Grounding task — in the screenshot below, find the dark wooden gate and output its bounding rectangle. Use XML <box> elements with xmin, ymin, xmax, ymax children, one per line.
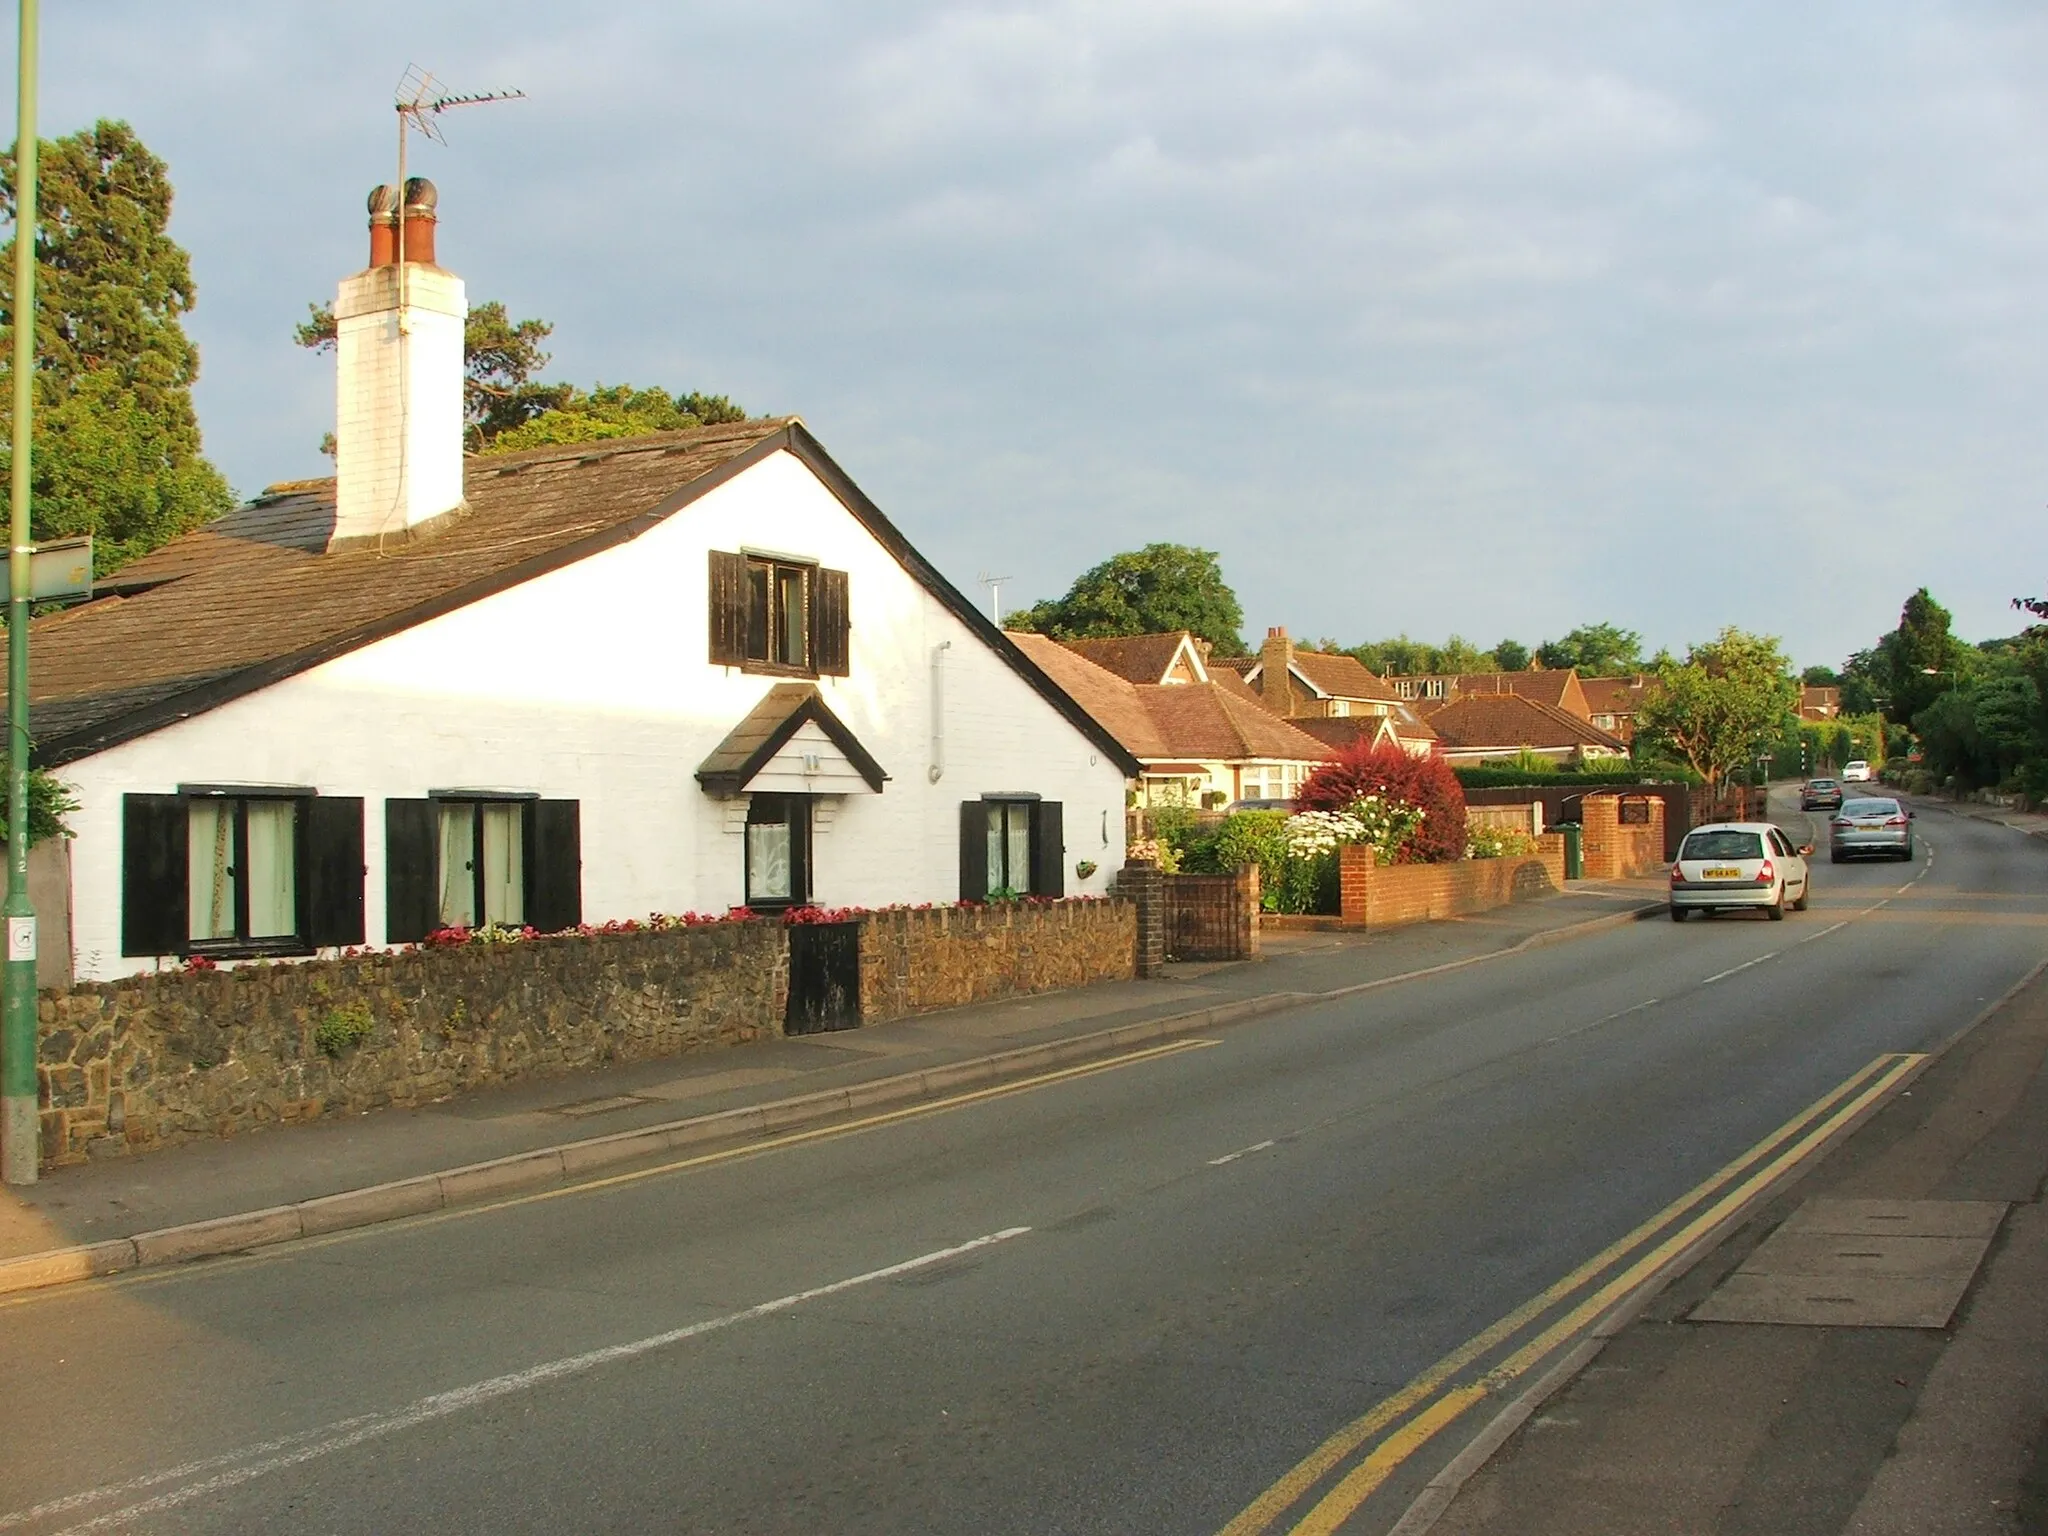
<box><xmin>785</xmin><ymin>921</ymin><xmax>862</xmax><ymax>1034</ymax></box>
<box><xmin>1163</xmin><ymin>873</ymin><xmax>1247</xmax><ymax>961</ymax></box>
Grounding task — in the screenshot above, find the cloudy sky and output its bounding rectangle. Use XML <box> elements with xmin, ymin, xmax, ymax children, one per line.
<box><xmin>14</xmin><ymin>2</ymin><xmax>2047</xmax><ymax>668</ymax></box>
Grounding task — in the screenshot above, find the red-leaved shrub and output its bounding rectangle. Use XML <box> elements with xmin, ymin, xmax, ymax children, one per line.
<box><xmin>1297</xmin><ymin>743</ymin><xmax>1467</xmax><ymax>863</ymax></box>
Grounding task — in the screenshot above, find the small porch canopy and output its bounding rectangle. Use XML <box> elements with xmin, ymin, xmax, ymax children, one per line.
<box><xmin>695</xmin><ymin>683</ymin><xmax>888</xmax><ymax>797</ymax></box>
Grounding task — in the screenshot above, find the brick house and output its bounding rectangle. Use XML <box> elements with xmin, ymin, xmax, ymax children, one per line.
<box><xmin>1223</xmin><ymin>628</ymin><xmax>1437</xmax><ymax>756</ymax></box>
<box><xmin>1009</xmin><ymin>634</ymin><xmax>1335</xmax><ymax>808</ymax></box>
<box><xmin>1579</xmin><ymin>675</ymin><xmax>1655</xmax><ymax>743</ymax></box>
<box><xmin>11</xmin><ymin>180</ymin><xmax>1139</xmax><ymax>982</ymax></box>
<box><xmin>1392</xmin><ymin>668</ymin><xmax>1594</xmax><ymax>722</ymax></box>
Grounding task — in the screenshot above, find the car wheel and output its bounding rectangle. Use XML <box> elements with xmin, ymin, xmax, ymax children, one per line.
<box><xmin>1670</xmin><ymin>906</ymin><xmax>1687</xmax><ymax>923</ymax></box>
<box><xmin>1830</xmin><ymin>852</ymin><xmax>1844</xmax><ymax>864</ymax></box>
<box><xmin>1792</xmin><ymin>883</ymin><xmax>1809</xmax><ymax>912</ymax></box>
<box><xmin>1767</xmin><ymin>888</ymin><xmax>1786</xmax><ymax>920</ymax></box>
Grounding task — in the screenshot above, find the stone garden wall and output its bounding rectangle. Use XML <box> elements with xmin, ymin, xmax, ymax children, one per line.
<box><xmin>859</xmin><ymin>899</ymin><xmax>1134</xmax><ymax>1020</ymax></box>
<box><xmin>36</xmin><ymin>899</ymin><xmax>1135</xmax><ymax>1170</ymax></box>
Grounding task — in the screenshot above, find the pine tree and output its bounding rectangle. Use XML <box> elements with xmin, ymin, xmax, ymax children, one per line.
<box><xmin>0</xmin><ymin>120</ymin><xmax>235</xmax><ymax>570</ymax></box>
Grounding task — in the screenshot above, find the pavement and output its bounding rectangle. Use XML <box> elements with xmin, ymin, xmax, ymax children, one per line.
<box><xmin>1407</xmin><ymin>793</ymin><xmax>2048</xmax><ymax>1536</ymax></box>
<box><xmin>0</xmin><ymin>873</ymin><xmax>1666</xmax><ymax>1285</ymax></box>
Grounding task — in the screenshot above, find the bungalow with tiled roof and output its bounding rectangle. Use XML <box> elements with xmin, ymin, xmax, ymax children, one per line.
<box><xmin>15</xmin><ymin>182</ymin><xmax>1138</xmax><ymax>981</ymax></box>
<box><xmin>1009</xmin><ymin>635</ymin><xmax>1335</xmax><ymax>808</ymax></box>
<box><xmin>1424</xmin><ymin>694</ymin><xmax>1630</xmax><ymax>767</ymax></box>
<box><xmin>1230</xmin><ymin>628</ymin><xmax>1435</xmax><ymax>757</ymax></box>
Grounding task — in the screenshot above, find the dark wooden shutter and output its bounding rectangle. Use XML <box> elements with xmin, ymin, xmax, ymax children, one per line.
<box><xmin>384</xmin><ymin>798</ymin><xmax>439</xmax><ymax>943</ymax></box>
<box><xmin>1030</xmin><ymin>801</ymin><xmax>1065</xmax><ymax>898</ymax></box>
<box><xmin>307</xmin><ymin>797</ymin><xmax>366</xmax><ymax>947</ymax></box>
<box><xmin>530</xmin><ymin>799</ymin><xmax>583</xmax><ymax>933</ymax></box>
<box><xmin>959</xmin><ymin>801</ymin><xmax>989</xmax><ymax>903</ymax></box>
<box><xmin>812</xmin><ymin>567</ymin><xmax>850</xmax><ymax>676</ymax></box>
<box><xmin>708</xmin><ymin>550</ymin><xmax>749</xmax><ymax>666</ymax></box>
<box><xmin>121</xmin><ymin>793</ymin><xmax>187</xmax><ymax>956</ymax></box>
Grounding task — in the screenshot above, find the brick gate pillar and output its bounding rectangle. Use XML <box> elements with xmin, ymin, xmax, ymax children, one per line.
<box><xmin>1119</xmin><ymin>861</ymin><xmax>1166</xmax><ymax>977</ymax></box>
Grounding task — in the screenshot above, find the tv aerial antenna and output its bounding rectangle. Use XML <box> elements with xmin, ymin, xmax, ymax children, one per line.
<box><xmin>979</xmin><ymin>572</ymin><xmax>1012</xmax><ymax>625</ymax></box>
<box><xmin>391</xmin><ymin>66</ymin><xmax>526</xmax><ymax>284</ymax></box>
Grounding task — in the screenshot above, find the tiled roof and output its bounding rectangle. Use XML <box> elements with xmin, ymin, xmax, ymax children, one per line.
<box><xmin>1287</xmin><ymin>650</ymin><xmax>1403</xmax><ymax>703</ymax></box>
<box><xmin>1139</xmin><ymin>683</ymin><xmax>1336</xmax><ymax>763</ymax></box>
<box><xmin>1579</xmin><ymin>675</ymin><xmax>1651</xmax><ymax>716</ymax></box>
<box><xmin>1425</xmin><ymin>693</ymin><xmax>1628</xmax><ymax>753</ymax></box>
<box><xmin>1060</xmin><ymin>633</ymin><xmax>1200</xmax><ymax>685</ymax></box>
<box><xmin>1010</xmin><ymin>633</ymin><xmax>1332</xmax><ymax>766</ymax></box>
<box><xmin>1208</xmin><ymin>654</ymin><xmax>1255</xmax><ymax>674</ymax></box>
<box><xmin>1008</xmin><ymin>633</ymin><xmax>1171</xmax><ymax>758</ymax></box>
<box><xmin>16</xmin><ymin>419</ymin><xmax>1144</xmax><ymax>777</ymax></box>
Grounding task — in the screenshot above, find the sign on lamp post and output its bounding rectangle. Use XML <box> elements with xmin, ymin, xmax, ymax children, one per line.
<box><xmin>2</xmin><ymin>0</ymin><xmax>39</xmax><ymax>1185</ymax></box>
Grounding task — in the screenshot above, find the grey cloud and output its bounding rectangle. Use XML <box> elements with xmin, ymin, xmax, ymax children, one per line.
<box><xmin>11</xmin><ymin>0</ymin><xmax>2047</xmax><ymax>662</ymax></box>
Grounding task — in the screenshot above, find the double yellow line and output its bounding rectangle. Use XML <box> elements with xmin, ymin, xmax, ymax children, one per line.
<box><xmin>1220</xmin><ymin>1050</ymin><xmax>1927</xmax><ymax>1536</ymax></box>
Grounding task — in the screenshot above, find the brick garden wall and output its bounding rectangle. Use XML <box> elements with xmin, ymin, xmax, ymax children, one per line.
<box><xmin>858</xmin><ymin>899</ymin><xmax>1134</xmax><ymax>1020</ymax></box>
<box><xmin>1338</xmin><ymin>847</ymin><xmax>1562</xmax><ymax>930</ymax></box>
<box><xmin>37</xmin><ymin>899</ymin><xmax>1134</xmax><ymax>1170</ymax></box>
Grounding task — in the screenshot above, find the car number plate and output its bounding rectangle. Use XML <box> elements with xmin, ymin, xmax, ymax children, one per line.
<box><xmin>1856</xmin><ymin>821</ymin><xmax>1882</xmax><ymax>830</ymax></box>
<box><xmin>1703</xmin><ymin>866</ymin><xmax>1740</xmax><ymax>879</ymax></box>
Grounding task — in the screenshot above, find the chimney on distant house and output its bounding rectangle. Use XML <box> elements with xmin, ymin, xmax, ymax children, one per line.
<box><xmin>328</xmin><ymin>178</ymin><xmax>467</xmax><ymax>549</ymax></box>
<box><xmin>1259</xmin><ymin>627</ymin><xmax>1298</xmax><ymax>717</ymax></box>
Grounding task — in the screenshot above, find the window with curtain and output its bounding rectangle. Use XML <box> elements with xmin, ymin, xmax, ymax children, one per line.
<box><xmin>185</xmin><ymin>796</ymin><xmax>301</xmax><ymax>948</ymax></box>
<box><xmin>436</xmin><ymin>800</ymin><xmax>528</xmax><ymax>929</ymax></box>
<box><xmin>745</xmin><ymin>795</ymin><xmax>809</xmax><ymax>909</ymax></box>
<box><xmin>986</xmin><ymin>801</ymin><xmax>1033</xmax><ymax>895</ymax></box>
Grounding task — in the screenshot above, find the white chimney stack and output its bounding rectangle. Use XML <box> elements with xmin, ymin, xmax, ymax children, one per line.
<box><xmin>329</xmin><ymin>178</ymin><xmax>466</xmax><ymax>549</ymax></box>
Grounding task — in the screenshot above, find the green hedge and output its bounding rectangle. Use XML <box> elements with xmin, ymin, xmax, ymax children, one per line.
<box><xmin>1452</xmin><ymin>767</ymin><xmax>1684</xmax><ymax>790</ymax></box>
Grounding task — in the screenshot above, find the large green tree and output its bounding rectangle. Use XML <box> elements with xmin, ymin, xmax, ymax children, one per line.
<box><xmin>1338</xmin><ymin>634</ymin><xmax>1491</xmax><ymax>676</ymax></box>
<box><xmin>1875</xmin><ymin>588</ymin><xmax>1971</xmax><ymax>725</ymax></box>
<box><xmin>1634</xmin><ymin>629</ymin><xmax>1797</xmax><ymax>789</ymax></box>
<box><xmin>294</xmin><ymin>299</ymin><xmax>745</xmax><ymax>454</ymax></box>
<box><xmin>1007</xmin><ymin>543</ymin><xmax>1247</xmax><ymax>656</ymax></box>
<box><xmin>0</xmin><ymin>120</ymin><xmax>235</xmax><ymax>569</ymax></box>
<box><xmin>1491</xmin><ymin>639</ymin><xmax>1531</xmax><ymax>672</ymax></box>
<box><xmin>1535</xmin><ymin>622</ymin><xmax>1643</xmax><ymax>675</ymax></box>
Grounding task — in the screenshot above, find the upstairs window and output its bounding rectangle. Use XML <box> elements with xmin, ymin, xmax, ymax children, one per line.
<box><xmin>709</xmin><ymin>550</ymin><xmax>849</xmax><ymax>677</ymax></box>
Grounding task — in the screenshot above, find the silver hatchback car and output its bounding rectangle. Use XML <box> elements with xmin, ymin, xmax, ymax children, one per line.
<box><xmin>1829</xmin><ymin>797</ymin><xmax>1914</xmax><ymax>862</ymax></box>
<box><xmin>1669</xmin><ymin>822</ymin><xmax>1811</xmax><ymax>921</ymax></box>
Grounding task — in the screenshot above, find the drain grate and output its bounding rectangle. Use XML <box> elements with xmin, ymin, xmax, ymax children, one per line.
<box><xmin>549</xmin><ymin>1094</ymin><xmax>655</xmax><ymax>1119</ymax></box>
<box><xmin>1691</xmin><ymin>1198</ymin><xmax>2006</xmax><ymax>1328</ymax></box>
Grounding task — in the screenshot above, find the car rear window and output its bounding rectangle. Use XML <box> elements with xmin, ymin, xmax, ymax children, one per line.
<box><xmin>1681</xmin><ymin>830</ymin><xmax>1765</xmax><ymax>861</ymax></box>
<box><xmin>1808</xmin><ymin>780</ymin><xmax>1838</xmax><ymax>789</ymax></box>
<box><xmin>1841</xmin><ymin>799</ymin><xmax>1899</xmax><ymax>817</ymax></box>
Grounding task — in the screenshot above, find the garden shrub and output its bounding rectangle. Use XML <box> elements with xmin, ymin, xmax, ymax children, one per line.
<box><xmin>1299</xmin><ymin>743</ymin><xmax>1467</xmax><ymax>862</ymax></box>
<box><xmin>1467</xmin><ymin>825</ymin><xmax>1536</xmax><ymax>859</ymax></box>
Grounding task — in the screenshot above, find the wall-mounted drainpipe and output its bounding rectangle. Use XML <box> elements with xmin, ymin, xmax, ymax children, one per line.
<box><xmin>928</xmin><ymin>641</ymin><xmax>951</xmax><ymax>783</ymax></box>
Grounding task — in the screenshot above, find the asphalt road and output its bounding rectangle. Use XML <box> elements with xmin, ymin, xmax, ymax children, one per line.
<box><xmin>2</xmin><ymin>799</ymin><xmax>2043</xmax><ymax>1536</ymax></box>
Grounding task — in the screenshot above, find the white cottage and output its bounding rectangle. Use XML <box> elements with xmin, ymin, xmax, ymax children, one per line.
<box><xmin>21</xmin><ymin>180</ymin><xmax>1136</xmax><ymax>981</ymax></box>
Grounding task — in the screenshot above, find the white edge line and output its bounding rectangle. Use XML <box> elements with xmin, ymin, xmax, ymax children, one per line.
<box><xmin>28</xmin><ymin>1227</ymin><xmax>1032</xmax><ymax>1535</ymax></box>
